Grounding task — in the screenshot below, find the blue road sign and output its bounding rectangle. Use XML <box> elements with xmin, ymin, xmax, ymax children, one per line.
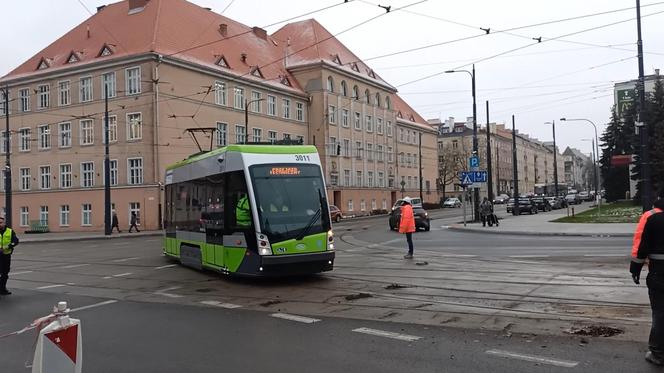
<box><xmin>460</xmin><ymin>173</ymin><xmax>473</xmax><ymax>186</ymax></box>
<box><xmin>469</xmin><ymin>156</ymin><xmax>479</xmax><ymax>168</ymax></box>
<box><xmin>473</xmin><ymin>171</ymin><xmax>488</xmax><ymax>183</ymax></box>
<box><xmin>459</xmin><ymin>170</ymin><xmax>488</xmax><ymax>185</ymax></box>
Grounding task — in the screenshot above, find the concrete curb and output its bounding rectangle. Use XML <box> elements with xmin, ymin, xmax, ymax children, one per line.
<box><xmin>21</xmin><ymin>231</ymin><xmax>163</xmax><ymax>243</ymax></box>
<box><xmin>447</xmin><ymin>225</ymin><xmax>632</xmax><ymax>238</ymax></box>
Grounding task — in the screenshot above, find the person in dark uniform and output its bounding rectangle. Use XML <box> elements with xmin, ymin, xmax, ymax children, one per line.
<box><xmin>111</xmin><ymin>212</ymin><xmax>121</xmax><ymax>233</ymax></box>
<box><xmin>631</xmin><ymin>187</ymin><xmax>664</xmax><ymax>365</ymax></box>
<box><xmin>0</xmin><ymin>216</ymin><xmax>20</xmax><ymax>295</ymax></box>
<box><xmin>129</xmin><ymin>212</ymin><xmax>140</xmax><ymax>233</ymax></box>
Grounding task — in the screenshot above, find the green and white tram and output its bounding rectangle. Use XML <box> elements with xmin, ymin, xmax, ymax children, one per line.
<box><xmin>163</xmin><ymin>144</ymin><xmax>335</xmax><ymax>276</ymax></box>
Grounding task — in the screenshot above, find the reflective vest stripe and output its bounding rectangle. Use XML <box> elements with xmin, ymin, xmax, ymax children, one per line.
<box><xmin>1</xmin><ymin>228</ymin><xmax>13</xmax><ymax>255</ymax></box>
<box><xmin>236</xmin><ymin>197</ymin><xmax>251</xmax><ymax>226</ymax></box>
<box><xmin>631</xmin><ymin>208</ymin><xmax>663</xmax><ymax>259</ymax></box>
<box><xmin>649</xmin><ymin>254</ymin><xmax>664</xmax><ymax>260</ymax></box>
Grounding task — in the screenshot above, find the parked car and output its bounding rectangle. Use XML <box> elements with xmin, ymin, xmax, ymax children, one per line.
<box><xmin>506</xmin><ymin>198</ymin><xmax>538</xmax><ymax>215</ymax></box>
<box><xmin>557</xmin><ymin>196</ymin><xmax>568</xmax><ymax>208</ymax></box>
<box><xmin>392</xmin><ymin>197</ymin><xmax>423</xmax><ymax>210</ymax></box>
<box><xmin>389</xmin><ymin>205</ymin><xmax>430</xmax><ymax>231</ymax></box>
<box><xmin>532</xmin><ymin>197</ymin><xmax>552</xmax><ymax>212</ymax></box>
<box><xmin>565</xmin><ymin>193</ymin><xmax>581</xmax><ymax>205</ymax></box>
<box><xmin>578</xmin><ymin>191</ymin><xmax>590</xmax><ymax>201</ymax></box>
<box><xmin>545</xmin><ymin>196</ymin><xmax>563</xmax><ymax>209</ymax></box>
<box><xmin>442</xmin><ymin>197</ymin><xmax>462</xmax><ymax>208</ymax></box>
<box><xmin>493</xmin><ymin>194</ymin><xmax>510</xmax><ymax>204</ymax></box>
<box><xmin>329</xmin><ymin>205</ymin><xmax>343</xmax><ymax>223</ymax></box>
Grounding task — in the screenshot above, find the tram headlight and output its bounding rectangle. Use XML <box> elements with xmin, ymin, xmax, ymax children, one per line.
<box><xmin>257</xmin><ymin>233</ymin><xmax>272</xmax><ymax>256</ymax></box>
<box><xmin>259</xmin><ymin>247</ymin><xmax>272</xmax><ymax>255</ymax></box>
<box><xmin>327</xmin><ymin>230</ymin><xmax>335</xmax><ymax>251</ymax></box>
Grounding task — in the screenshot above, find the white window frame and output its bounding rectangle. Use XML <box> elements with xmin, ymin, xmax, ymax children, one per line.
<box><xmin>19</xmin><ymin>88</ymin><xmax>30</xmax><ymax>112</ymax></box>
<box><xmin>377</xmin><ymin>144</ymin><xmax>384</xmax><ymax>162</ymax></box>
<box><xmin>102</xmin><ymin>72</ymin><xmax>116</xmax><ymax>99</ymax></box>
<box><xmin>58</xmin><ymin>80</ymin><xmax>71</xmax><ymax>106</ymax></box>
<box><xmin>366</xmin><ymin>115</ymin><xmax>373</xmax><ymax>132</ymax></box>
<box><xmin>267</xmin><ymin>95</ymin><xmax>276</xmax><ymax>116</ymax></box>
<box><xmin>216</xmin><ymin>122</ymin><xmax>228</xmax><ymax>147</ymax></box>
<box><xmin>125</xmin><ymin>66</ymin><xmax>141</xmax><ymax>95</ymax></box>
<box><xmin>282</xmin><ymin>98</ymin><xmax>291</xmax><ymax>119</ymax></box>
<box><xmin>348</xmin><ymin>199</ymin><xmax>354</xmax><ymax>211</ymax></box>
<box><xmin>343</xmin><ymin>139</ymin><xmax>350</xmax><ymax>157</ymax></box>
<box><xmin>79</xmin><ymin>119</ymin><xmax>94</xmax><ymax>145</ymax></box>
<box><xmin>344</xmin><ymin>170</ymin><xmax>351</xmax><ymax>186</ymax></box>
<box><xmin>39</xmin><ymin>206</ymin><xmax>49</xmax><ymax>226</ymax></box>
<box><xmin>20</xmin><ymin>207</ymin><xmax>29</xmax><ymax>227</ymax></box>
<box><xmin>80</xmin><ymin>161</ymin><xmax>95</xmax><ymax>187</ymax></box>
<box><xmin>328</xmin><ymin>105</ymin><xmax>336</xmax><ymax>124</ymax></box>
<box><xmin>235</xmin><ymin>125</ymin><xmax>246</xmax><ymax>144</ymax></box>
<box><xmin>79</xmin><ymin>76</ymin><xmax>93</xmax><ymax>103</ymax></box>
<box><xmin>341</xmin><ymin>109</ymin><xmax>349</xmax><ymax>128</ymax></box>
<box><xmin>234</xmin><ymin>87</ymin><xmax>244</xmax><ymax>109</ymax></box>
<box><xmin>366</xmin><ymin>143</ymin><xmax>373</xmax><ymax>161</ymax></box>
<box><xmin>18</xmin><ymin>128</ymin><xmax>30</xmax><ymax>152</ymax></box>
<box><xmin>296</xmin><ymin>102</ymin><xmax>304</xmax><ymax>122</ymax></box>
<box><xmin>58</xmin><ymin>122</ymin><xmax>72</xmax><ymax>148</ymax></box>
<box><xmin>81</xmin><ymin>204</ymin><xmax>92</xmax><ymax>226</ymax></box>
<box><xmin>19</xmin><ymin>167</ymin><xmax>30</xmax><ymax>191</ymax></box>
<box><xmin>129</xmin><ymin>202</ymin><xmax>141</xmax><ymax>226</ymax></box>
<box><xmin>387</xmin><ymin>121</ymin><xmax>393</xmax><ymax>137</ymax></box>
<box><xmin>127</xmin><ymin>157</ymin><xmax>144</xmax><ymax>185</ymax></box>
<box><xmin>59</xmin><ymin>163</ymin><xmax>72</xmax><ymax>189</ymax></box>
<box><xmin>60</xmin><ymin>205</ymin><xmax>70</xmax><ymax>227</ymax></box>
<box><xmin>38</xmin><ymin>124</ymin><xmax>51</xmax><ymax>150</ymax></box>
<box><xmin>39</xmin><ymin>165</ymin><xmax>51</xmax><ymax>190</ymax></box>
<box><xmin>251</xmin><ymin>91</ymin><xmax>261</xmax><ymax>112</ymax></box>
<box><xmin>354</xmin><ymin>112</ymin><xmax>361</xmax><ymax>130</ymax></box>
<box><xmin>0</xmin><ymin>131</ymin><xmax>10</xmax><ymax>154</ymax></box>
<box><xmin>214</xmin><ymin>81</ymin><xmax>227</xmax><ymax>106</ymax></box>
<box><xmin>377</xmin><ymin>118</ymin><xmax>383</xmax><ymax>134</ymax></box>
<box><xmin>37</xmin><ymin>84</ymin><xmax>50</xmax><ymax>110</ymax></box>
<box><xmin>103</xmin><ymin>115</ymin><xmax>117</xmax><ymax>144</ymax></box>
<box><xmin>109</xmin><ymin>159</ymin><xmax>118</xmax><ymax>186</ymax></box>
<box><xmin>252</xmin><ymin>127</ymin><xmax>262</xmax><ymax>143</ymax></box>
<box><xmin>268</xmin><ymin>130</ymin><xmax>277</xmax><ymax>144</ymax></box>
<box><xmin>127</xmin><ymin>112</ymin><xmax>142</xmax><ymax>140</ymax></box>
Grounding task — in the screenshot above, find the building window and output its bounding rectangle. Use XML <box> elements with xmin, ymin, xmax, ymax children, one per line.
<box><xmin>18</xmin><ymin>128</ymin><xmax>30</xmax><ymax>152</ymax></box>
<box><xmin>37</xmin><ymin>84</ymin><xmax>50</xmax><ymax>109</ymax></box>
<box><xmin>126</xmin><ymin>67</ymin><xmax>141</xmax><ymax>95</ymax></box>
<box><xmin>352</xmin><ymin>85</ymin><xmax>359</xmax><ymax>100</ymax></box>
<box><xmin>368</xmin><ymin>171</ymin><xmax>374</xmax><ymax>187</ymax></box>
<box><xmin>252</xmin><ymin>128</ymin><xmax>262</xmax><ymax>142</ymax></box>
<box><xmin>375</xmin><ymin>93</ymin><xmax>381</xmax><ymax>107</ymax></box>
<box><xmin>109</xmin><ymin>159</ymin><xmax>118</xmax><ymax>186</ymax></box>
<box><xmin>1</xmin><ymin>91</ymin><xmax>10</xmax><ymax>115</ymax></box>
<box><xmin>360</xmin><ymin>199</ymin><xmax>366</xmax><ymax>211</ymax></box>
<box><xmin>344</xmin><ymin>170</ymin><xmax>351</xmax><ymax>186</ymax></box>
<box><xmin>81</xmin><ymin>204</ymin><xmax>92</xmax><ymax>226</ymax></box>
<box><xmin>267</xmin><ymin>95</ymin><xmax>276</xmax><ymax>116</ymax></box>
<box><xmin>327</xmin><ymin>76</ymin><xmax>334</xmax><ymax>92</ymax></box>
<box><xmin>129</xmin><ymin>202</ymin><xmax>141</xmax><ymax>225</ymax></box>
<box><xmin>214</xmin><ymin>81</ymin><xmax>227</xmax><ymax>105</ymax></box>
<box><xmin>19</xmin><ymin>88</ymin><xmax>30</xmax><ymax>112</ymax></box>
<box><xmin>377</xmin><ymin>118</ymin><xmax>383</xmax><ymax>134</ymax></box>
<box><xmin>39</xmin><ymin>165</ymin><xmax>51</xmax><ymax>189</ymax></box>
<box><xmin>216</xmin><ymin>122</ymin><xmax>228</xmax><ymax>146</ymax></box>
<box><xmin>354</xmin><ymin>112</ymin><xmax>361</xmax><ymax>130</ymax></box>
<box><xmin>40</xmin><ymin>206</ymin><xmax>49</xmax><ymax>226</ymax></box>
<box><xmin>103</xmin><ymin>115</ymin><xmax>117</xmax><ymax>144</ymax></box>
<box><xmin>364</xmin><ymin>89</ymin><xmax>370</xmax><ymax>104</ymax></box>
<box><xmin>355</xmin><ymin>171</ymin><xmax>362</xmax><ymax>187</ymax></box>
<box><xmin>343</xmin><ymin>139</ymin><xmax>350</xmax><ymax>157</ymax></box>
<box><xmin>54</xmin><ymin>163</ymin><xmax>71</xmax><ymax>190</ymax></box>
<box><xmin>268</xmin><ymin>130</ymin><xmax>277</xmax><ymax>144</ymax></box>
<box><xmin>234</xmin><ymin>87</ymin><xmax>244</xmax><ymax>109</ymax></box>
<box><xmin>341</xmin><ymin>81</ymin><xmax>348</xmax><ymax>96</ymax></box>
<box><xmin>371</xmin><ymin>198</ymin><xmax>377</xmax><ymax>210</ymax></box>
<box><xmin>20</xmin><ymin>207</ymin><xmax>29</xmax><ymax>227</ymax></box>
<box><xmin>80</xmin><ymin>120</ymin><xmax>94</xmax><ymax>145</ymax></box>
<box><xmin>38</xmin><ymin>125</ymin><xmax>51</xmax><ymax>150</ymax></box>
<box><xmin>283</xmin><ymin>133</ymin><xmax>291</xmax><ymax>140</ymax></box>
<box><xmin>341</xmin><ymin>109</ymin><xmax>349</xmax><ymax>127</ymax></box>
<box><xmin>377</xmin><ymin>144</ymin><xmax>384</xmax><ymax>162</ymax></box>
<box><xmin>128</xmin><ymin>158</ymin><xmax>144</xmax><ymax>185</ymax></box>
<box><xmin>235</xmin><ymin>125</ymin><xmax>246</xmax><ymax>144</ymax></box>
<box><xmin>367</xmin><ymin>143</ymin><xmax>373</xmax><ymax>161</ymax></box>
<box><xmin>388</xmin><ymin>146</ymin><xmax>394</xmax><ymax>163</ymax></box>
<box><xmin>378</xmin><ymin>171</ymin><xmax>385</xmax><ymax>187</ymax></box>
<box><xmin>366</xmin><ymin>115</ymin><xmax>373</xmax><ymax>132</ymax></box>
<box><xmin>328</xmin><ymin>105</ymin><xmax>336</xmax><ymax>124</ymax></box>
<box><xmin>59</xmin><ymin>122</ymin><xmax>71</xmax><ymax>148</ymax></box>
<box><xmin>19</xmin><ymin>167</ymin><xmax>30</xmax><ymax>191</ymax></box>
<box><xmin>79</xmin><ymin>76</ymin><xmax>93</xmax><ymax>102</ymax></box>
<box><xmin>102</xmin><ymin>72</ymin><xmax>116</xmax><ymax>98</ymax></box>
<box><xmin>58</xmin><ymin>81</ymin><xmax>71</xmax><ymax>106</ymax></box>
<box><xmin>296</xmin><ymin>102</ymin><xmax>304</xmax><ymax>121</ymax></box>
<box><xmin>387</xmin><ymin>121</ymin><xmax>393</xmax><ymax>137</ymax></box>
<box><xmin>81</xmin><ymin>162</ymin><xmax>95</xmax><ymax>187</ymax></box>
<box><xmin>127</xmin><ymin>113</ymin><xmax>142</xmax><ymax>140</ymax></box>
<box><xmin>386</xmin><ymin>96</ymin><xmax>392</xmax><ymax>110</ymax></box>
<box><xmin>355</xmin><ymin>141</ymin><xmax>362</xmax><ymax>159</ymax></box>
<box><xmin>60</xmin><ymin>205</ymin><xmax>70</xmax><ymax>226</ymax></box>
<box><xmin>282</xmin><ymin>98</ymin><xmax>291</xmax><ymax>119</ymax></box>
<box><xmin>0</xmin><ymin>131</ymin><xmax>9</xmax><ymax>154</ymax></box>
<box><xmin>348</xmin><ymin>199</ymin><xmax>354</xmax><ymax>211</ymax></box>
<box><xmin>251</xmin><ymin>91</ymin><xmax>261</xmax><ymax>112</ymax></box>
<box><xmin>400</xmin><ymin>128</ymin><xmax>404</xmax><ymax>142</ymax></box>
<box><xmin>330</xmin><ymin>173</ymin><xmax>338</xmax><ymax>186</ymax></box>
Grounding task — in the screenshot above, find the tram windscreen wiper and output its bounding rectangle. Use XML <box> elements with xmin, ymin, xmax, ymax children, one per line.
<box><xmin>295</xmin><ymin>188</ymin><xmax>325</xmax><ymax>241</ymax></box>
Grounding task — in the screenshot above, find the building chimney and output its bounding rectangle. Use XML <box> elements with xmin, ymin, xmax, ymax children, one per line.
<box><xmin>241</xmin><ymin>53</ymin><xmax>247</xmax><ymax>63</ymax></box>
<box><xmin>252</xmin><ymin>26</ymin><xmax>268</xmax><ymax>40</ymax></box>
<box><xmin>96</xmin><ymin>5</ymin><xmax>106</xmax><ymax>12</ymax></box>
<box><xmin>128</xmin><ymin>0</ymin><xmax>149</xmax><ymax>12</ymax></box>
<box><xmin>219</xmin><ymin>24</ymin><xmax>228</xmax><ymax>37</ymax></box>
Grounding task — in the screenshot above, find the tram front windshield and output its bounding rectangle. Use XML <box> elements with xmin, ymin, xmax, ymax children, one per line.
<box><xmin>250</xmin><ymin>164</ymin><xmax>329</xmax><ymax>242</ymax></box>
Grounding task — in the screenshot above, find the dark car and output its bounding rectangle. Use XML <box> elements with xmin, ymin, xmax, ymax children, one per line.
<box><xmin>532</xmin><ymin>197</ymin><xmax>552</xmax><ymax>212</ymax></box>
<box><xmin>506</xmin><ymin>198</ymin><xmax>538</xmax><ymax>215</ymax></box>
<box><xmin>389</xmin><ymin>206</ymin><xmax>430</xmax><ymax>231</ymax></box>
<box><xmin>565</xmin><ymin>193</ymin><xmax>581</xmax><ymax>205</ymax></box>
<box><xmin>329</xmin><ymin>205</ymin><xmax>343</xmax><ymax>223</ymax></box>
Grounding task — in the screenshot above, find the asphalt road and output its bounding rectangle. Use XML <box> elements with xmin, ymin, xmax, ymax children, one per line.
<box><xmin>0</xmin><ymin>209</ymin><xmax>651</xmax><ymax>372</ymax></box>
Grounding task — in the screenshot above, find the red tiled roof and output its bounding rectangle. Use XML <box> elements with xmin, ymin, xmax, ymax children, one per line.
<box><xmin>392</xmin><ymin>94</ymin><xmax>434</xmax><ymax>130</ymax></box>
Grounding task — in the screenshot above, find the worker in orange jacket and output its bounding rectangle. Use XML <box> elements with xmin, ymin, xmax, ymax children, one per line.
<box><xmin>631</xmin><ymin>187</ymin><xmax>664</xmax><ymax>365</ymax></box>
<box><xmin>399</xmin><ymin>197</ymin><xmax>416</xmax><ymax>259</ymax></box>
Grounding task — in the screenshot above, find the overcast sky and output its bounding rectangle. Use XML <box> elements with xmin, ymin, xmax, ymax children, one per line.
<box><xmin>3</xmin><ymin>0</ymin><xmax>664</xmax><ymax>156</ymax></box>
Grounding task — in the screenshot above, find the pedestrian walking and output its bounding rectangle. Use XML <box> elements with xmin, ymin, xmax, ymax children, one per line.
<box><xmin>111</xmin><ymin>212</ymin><xmax>121</xmax><ymax>233</ymax></box>
<box><xmin>399</xmin><ymin>197</ymin><xmax>416</xmax><ymax>259</ymax></box>
<box><xmin>480</xmin><ymin>197</ymin><xmax>493</xmax><ymax>227</ymax></box>
<box><xmin>630</xmin><ymin>187</ymin><xmax>664</xmax><ymax>365</ymax></box>
<box><xmin>128</xmin><ymin>212</ymin><xmax>140</xmax><ymax>233</ymax></box>
<box><xmin>0</xmin><ymin>216</ymin><xmax>20</xmax><ymax>295</ymax></box>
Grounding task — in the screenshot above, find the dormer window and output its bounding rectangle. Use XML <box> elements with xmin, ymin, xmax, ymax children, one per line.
<box><xmin>368</xmin><ymin>69</ymin><xmax>376</xmax><ymax>78</ymax></box>
<box><xmin>98</xmin><ymin>44</ymin><xmax>114</xmax><ymax>57</ymax></box>
<box><xmin>250</xmin><ymin>66</ymin><xmax>264</xmax><ymax>79</ymax></box>
<box><xmin>215</xmin><ymin>55</ymin><xmax>230</xmax><ymax>68</ymax></box>
<box><xmin>409</xmin><ymin>115</ymin><xmax>415</xmax><ymax>122</ymax></box>
<box><xmin>332</xmin><ymin>54</ymin><xmax>342</xmax><ymax>65</ymax></box>
<box><xmin>397</xmin><ymin>111</ymin><xmax>403</xmax><ymax>119</ymax></box>
<box><xmin>67</xmin><ymin>52</ymin><xmax>80</xmax><ymax>64</ymax></box>
<box><xmin>351</xmin><ymin>63</ymin><xmax>359</xmax><ymax>72</ymax></box>
<box><xmin>280</xmin><ymin>75</ymin><xmax>291</xmax><ymax>87</ymax></box>
<box><xmin>37</xmin><ymin>58</ymin><xmax>50</xmax><ymax>70</ymax></box>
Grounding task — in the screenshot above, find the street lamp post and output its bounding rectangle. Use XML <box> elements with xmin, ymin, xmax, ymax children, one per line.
<box><xmin>560</xmin><ymin>118</ymin><xmax>601</xmax><ymax>215</ymax></box>
<box><xmin>544</xmin><ymin>121</ymin><xmax>559</xmax><ymax>198</ymax></box>
<box><xmin>104</xmin><ymin>85</ymin><xmax>111</xmax><ymax>236</ymax></box>
<box><xmin>2</xmin><ymin>86</ymin><xmax>11</xmax><ymax>226</ymax></box>
<box><xmin>244</xmin><ymin>98</ymin><xmax>265</xmax><ymax>144</ymax></box>
<box><xmin>445</xmin><ymin>64</ymin><xmax>478</xmax><ymax>221</ymax></box>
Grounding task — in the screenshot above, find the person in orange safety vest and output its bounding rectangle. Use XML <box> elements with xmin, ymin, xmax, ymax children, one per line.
<box><xmin>631</xmin><ymin>187</ymin><xmax>664</xmax><ymax>366</ymax></box>
<box><xmin>399</xmin><ymin>197</ymin><xmax>416</xmax><ymax>259</ymax></box>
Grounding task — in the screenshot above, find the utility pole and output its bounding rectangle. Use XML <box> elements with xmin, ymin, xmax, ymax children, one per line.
<box><xmin>636</xmin><ymin>0</ymin><xmax>652</xmax><ymax>212</ymax></box>
<box><xmin>471</xmin><ymin>65</ymin><xmax>478</xmax><ymax>222</ymax></box>
<box><xmin>104</xmin><ymin>85</ymin><xmax>111</xmax><ymax>236</ymax></box>
<box><xmin>3</xmin><ymin>86</ymin><xmax>11</xmax><ymax>226</ymax></box>
<box><xmin>552</xmin><ymin>120</ymin><xmax>559</xmax><ymax>198</ymax></box>
<box><xmin>419</xmin><ymin>132</ymin><xmax>423</xmax><ymax>202</ymax></box>
<box><xmin>485</xmin><ymin>101</ymin><xmax>493</xmax><ymax>201</ymax></box>
<box><xmin>512</xmin><ymin>115</ymin><xmax>519</xmax><ymax>215</ymax></box>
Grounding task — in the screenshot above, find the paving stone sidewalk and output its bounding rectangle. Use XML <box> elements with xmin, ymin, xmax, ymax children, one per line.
<box><xmin>19</xmin><ymin>230</ymin><xmax>162</xmax><ymax>243</ymax></box>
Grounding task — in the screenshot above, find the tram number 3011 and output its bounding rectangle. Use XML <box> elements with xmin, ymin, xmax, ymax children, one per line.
<box><xmin>294</xmin><ymin>154</ymin><xmax>311</xmax><ymax>161</ymax></box>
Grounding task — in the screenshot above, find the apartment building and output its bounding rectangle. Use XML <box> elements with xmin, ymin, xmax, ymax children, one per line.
<box><xmin>0</xmin><ymin>0</ymin><xmax>438</xmax><ymax>231</ymax></box>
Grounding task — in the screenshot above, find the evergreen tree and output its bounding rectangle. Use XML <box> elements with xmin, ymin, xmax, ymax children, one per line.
<box><xmin>600</xmin><ymin>105</ymin><xmax>635</xmax><ymax>202</ymax></box>
<box><xmin>648</xmin><ymin>75</ymin><xmax>664</xmax><ymax>192</ymax></box>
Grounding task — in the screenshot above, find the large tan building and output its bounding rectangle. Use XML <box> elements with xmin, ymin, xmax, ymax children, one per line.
<box><xmin>0</xmin><ymin>0</ymin><xmax>438</xmax><ymax>232</ymax></box>
<box><xmin>434</xmin><ymin>117</ymin><xmax>565</xmax><ymax>199</ymax></box>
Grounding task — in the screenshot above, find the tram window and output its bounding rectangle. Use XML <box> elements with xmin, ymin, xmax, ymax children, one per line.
<box><xmin>203</xmin><ymin>174</ymin><xmax>225</xmax><ymax>244</ymax></box>
<box><xmin>225</xmin><ymin>171</ymin><xmax>250</xmax><ymax>231</ymax></box>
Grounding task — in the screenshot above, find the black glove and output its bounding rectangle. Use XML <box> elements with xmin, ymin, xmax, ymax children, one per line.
<box><xmin>630</xmin><ymin>261</ymin><xmax>645</xmax><ymax>284</ymax></box>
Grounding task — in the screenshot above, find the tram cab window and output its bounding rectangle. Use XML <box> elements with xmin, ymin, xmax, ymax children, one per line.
<box><xmin>225</xmin><ymin>171</ymin><xmax>251</xmax><ymax>231</ymax></box>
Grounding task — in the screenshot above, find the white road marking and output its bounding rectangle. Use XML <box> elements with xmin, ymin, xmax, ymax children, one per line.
<box><xmin>583</xmin><ymin>254</ymin><xmax>625</xmax><ymax>257</ymax></box>
<box><xmin>485</xmin><ymin>349</ymin><xmax>579</xmax><ymax>368</ymax></box>
<box><xmin>71</xmin><ymin>300</ymin><xmax>118</xmax><ymax>312</ymax></box>
<box><xmin>270</xmin><ymin>313</ymin><xmax>321</xmax><ymax>324</ymax></box>
<box><xmin>11</xmin><ymin>270</ymin><xmax>33</xmax><ymax>275</ymax></box>
<box><xmin>62</xmin><ymin>264</ymin><xmax>90</xmax><ymax>269</ymax></box>
<box><xmin>352</xmin><ymin>327</ymin><xmax>421</xmax><ymax>342</ymax></box>
<box><xmin>508</xmin><ymin>255</ymin><xmax>550</xmax><ymax>258</ymax></box>
<box><xmin>155</xmin><ymin>286</ymin><xmax>183</xmax><ymax>298</ymax></box>
<box><xmin>200</xmin><ymin>300</ymin><xmax>243</xmax><ymax>309</ymax></box>
<box><xmin>36</xmin><ymin>284</ymin><xmax>67</xmax><ymax>290</ymax></box>
<box><xmin>154</xmin><ymin>264</ymin><xmax>177</xmax><ymax>270</ymax></box>
<box><xmin>112</xmin><ymin>257</ymin><xmax>141</xmax><ymax>262</ymax></box>
<box><xmin>103</xmin><ymin>272</ymin><xmax>133</xmax><ymax>279</ymax></box>
<box><xmin>440</xmin><ymin>254</ymin><xmax>477</xmax><ymax>258</ymax></box>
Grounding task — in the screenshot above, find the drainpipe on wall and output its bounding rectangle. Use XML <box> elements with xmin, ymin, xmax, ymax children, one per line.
<box><xmin>153</xmin><ymin>57</ymin><xmax>162</xmax><ymax>229</ymax></box>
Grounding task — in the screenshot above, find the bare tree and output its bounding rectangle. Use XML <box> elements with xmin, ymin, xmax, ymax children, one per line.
<box><xmin>438</xmin><ymin>140</ymin><xmax>472</xmax><ymax>201</ymax></box>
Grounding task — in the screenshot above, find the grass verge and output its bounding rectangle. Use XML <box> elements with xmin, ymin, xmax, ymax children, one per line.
<box><xmin>553</xmin><ymin>201</ymin><xmax>641</xmax><ymax>223</ymax></box>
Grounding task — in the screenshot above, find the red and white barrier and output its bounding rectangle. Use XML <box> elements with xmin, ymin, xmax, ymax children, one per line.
<box><xmin>31</xmin><ymin>302</ymin><xmax>82</xmax><ymax>373</ymax></box>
